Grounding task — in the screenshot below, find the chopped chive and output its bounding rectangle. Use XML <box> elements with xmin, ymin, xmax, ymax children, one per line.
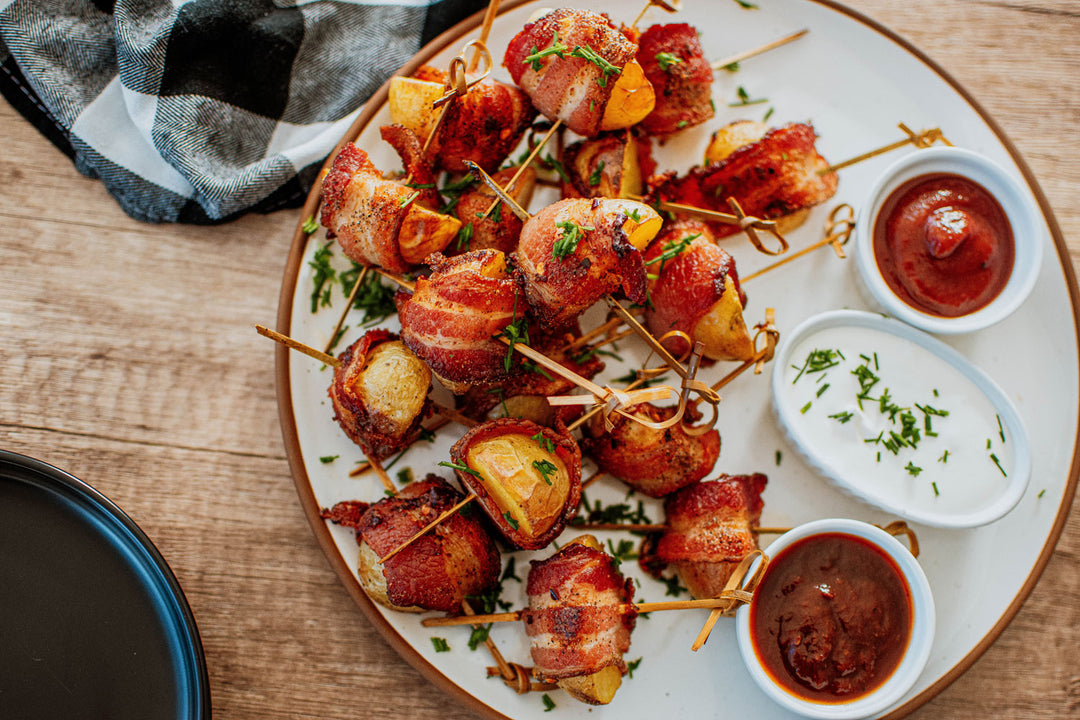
<box><xmin>939</xmin><ymin>450</ymin><xmax>949</xmax><ymax>463</ymax></box>
<box><xmin>932</xmin><ymin>481</ymin><xmax>940</xmax><ymax>496</ymax></box>
<box><xmin>986</xmin><ymin>438</ymin><xmax>992</xmax><ymax>450</ymax></box>
<box><xmin>439</xmin><ymin>460</ymin><xmax>481</xmax><ymax>477</ymax></box>
<box><xmin>775</xmin><ymin>450</ymin><xmax>782</xmax><ymax>466</ymax></box>
<box><xmin>319</xmin><ymin>455</ymin><xmax>338</xmax><ymax>464</ymax></box>
<box><xmin>800</xmin><ymin>401</ymin><xmax>812</xmax><ymax>414</ymax></box>
<box><xmin>997</xmin><ymin>414</ymin><xmax>1005</xmax><ymax>443</ymax></box>
<box><xmin>431</xmin><ymin>637</ymin><xmax>450</xmax><ymax>652</ymax></box>
<box><xmin>1037</xmin><ymin>488</ymin><xmax>1046</xmax><ymax>498</ymax></box>
<box><xmin>542</xmin><ymin>694</ymin><xmax>556</xmax><ymax>712</ymax></box>
<box><xmin>816</xmin><ymin>383</ymin><xmax>830</xmax><ymax>397</ymax></box>
<box><xmin>990</xmin><ymin>453</ymin><xmax>1007</xmax><ymax>477</ymax></box>
<box><xmin>828</xmin><ymin>411</ymin><xmax>853</xmax><ymax>424</ymax></box>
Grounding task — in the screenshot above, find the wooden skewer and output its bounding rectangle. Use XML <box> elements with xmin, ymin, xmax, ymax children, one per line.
<box><xmin>421</xmin><ymin>595</ymin><xmax>751</xmax><ymax>628</ymax></box>
<box><xmin>625</xmin><ymin>193</ymin><xmax>789</xmax><ymax>256</ymax></box>
<box><xmin>322</xmin><ymin>265</ymin><xmax>370</xmax><ymax>354</ymax></box>
<box><xmin>378</xmin><ymin>491</ymin><xmax>478</xmax><ymax>565</ymax></box>
<box><xmin>573</xmin><ymin>523</ymin><xmax>791</xmax><ymax>533</ymax></box>
<box><xmin>350</xmin><ymin>416</ymin><xmax>453</xmax><ymax>477</ymax></box>
<box><xmin>740</xmin><ymin>203</ymin><xmax>854</xmax><ymax>283</ymax></box>
<box><xmin>580</xmin><ymin>469</ymin><xmax>606</xmax><ymax>490</ymax></box>
<box><xmin>817</xmin><ymin>123</ymin><xmax>952</xmax><ymax>176</ymax></box>
<box><xmin>468</xmin><ymin>0</ymin><xmax>501</xmax><ymax>72</ymax></box>
<box><xmin>478</xmin><ymin>120</ymin><xmax>562</xmax><ymax>219</ymax></box>
<box><xmin>563</xmin><ymin>315</ymin><xmax>626</xmax><ymax>353</ymax></box>
<box><xmin>256</xmin><ymin>324</ymin><xmax>341</xmax><ymax>368</ymax></box>
<box><xmin>630</xmin><ymin>0</ymin><xmax>678</xmax><ymax>30</ymax></box>
<box><xmin>711</xmin><ymin>29</ymin><xmax>809</xmax><ymax>71</ymax></box>
<box><xmin>368</xmin><ymin>454</ymin><xmax>396</xmax><ymax>494</ymax></box>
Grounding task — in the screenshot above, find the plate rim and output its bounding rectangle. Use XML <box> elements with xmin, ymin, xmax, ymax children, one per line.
<box><xmin>0</xmin><ymin>449</ymin><xmax>213</xmax><ymax>720</ymax></box>
<box><xmin>272</xmin><ymin>2</ymin><xmax>1080</xmax><ymax>718</ymax></box>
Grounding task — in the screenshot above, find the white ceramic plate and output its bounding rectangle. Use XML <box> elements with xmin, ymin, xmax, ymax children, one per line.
<box><xmin>274</xmin><ymin>1</ymin><xmax>1079</xmax><ymax>718</ymax></box>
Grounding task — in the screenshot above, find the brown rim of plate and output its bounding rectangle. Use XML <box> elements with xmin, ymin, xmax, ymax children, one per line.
<box><xmin>273</xmin><ymin>2</ymin><xmax>1080</xmax><ymax>718</ymax></box>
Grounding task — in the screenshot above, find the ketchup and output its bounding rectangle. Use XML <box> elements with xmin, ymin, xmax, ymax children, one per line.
<box><xmin>749</xmin><ymin>533</ymin><xmax>912</xmax><ymax>702</ymax></box>
<box><xmin>873</xmin><ymin>173</ymin><xmax>1014</xmax><ymax>317</ymax></box>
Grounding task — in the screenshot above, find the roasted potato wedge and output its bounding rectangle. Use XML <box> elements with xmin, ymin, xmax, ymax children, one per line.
<box><xmin>558</xmin><ymin>664</ymin><xmax>623</xmax><ymax>706</ymax></box>
<box><xmin>693</xmin><ymin>274</ymin><xmax>755</xmax><ymax>362</ymax></box>
<box><xmin>703</xmin><ymin>120</ymin><xmax>768</xmax><ymax>164</ymax></box>
<box><xmin>353</xmin><ymin>340</ymin><xmax>432</xmax><ymax>437</ymax></box>
<box><xmin>600</xmin><ymin>59</ymin><xmax>655</xmax><ymax>131</ymax></box>
<box><xmin>387</xmin><ymin>76</ymin><xmax>444</xmax><ymax>143</ymax></box>
<box><xmin>397</xmin><ymin>203</ymin><xmax>461</xmax><ymax>265</ymax></box>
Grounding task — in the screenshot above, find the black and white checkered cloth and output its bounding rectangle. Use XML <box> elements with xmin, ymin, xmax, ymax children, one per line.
<box><xmin>0</xmin><ymin>0</ymin><xmax>486</xmax><ymax>223</ymax></box>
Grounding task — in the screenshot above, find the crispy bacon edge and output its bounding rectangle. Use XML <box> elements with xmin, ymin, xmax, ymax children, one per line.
<box><xmin>523</xmin><ymin>542</ymin><xmax>637</xmax><ymax>681</ymax></box>
<box><xmin>637</xmin><ymin>23</ymin><xmax>714</xmax><ymax>134</ymax></box>
<box><xmin>449</xmin><ymin>417</ymin><xmax>582</xmax><ymax>550</ymax></box>
<box><xmin>328</xmin><ymin>329</ymin><xmax>433</xmax><ymax>460</ymax></box>
<box><xmin>647</xmin><ymin>122</ymin><xmax>838</xmax><ymax>238</ymax></box>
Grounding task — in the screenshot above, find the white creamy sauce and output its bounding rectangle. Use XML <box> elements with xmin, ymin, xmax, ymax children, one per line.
<box><xmin>780</xmin><ymin>325</ymin><xmax>1013</xmax><ymax>516</ymax></box>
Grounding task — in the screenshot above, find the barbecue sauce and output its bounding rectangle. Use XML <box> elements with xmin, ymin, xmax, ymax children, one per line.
<box><xmin>750</xmin><ymin>533</ymin><xmax>912</xmax><ymax>702</ymax></box>
<box><xmin>873</xmin><ymin>173</ymin><xmax>1014</xmax><ymax>317</ymax></box>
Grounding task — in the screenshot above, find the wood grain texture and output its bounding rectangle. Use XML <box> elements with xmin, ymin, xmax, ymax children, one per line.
<box><xmin>0</xmin><ymin>0</ymin><xmax>1077</xmax><ymax>718</ymax></box>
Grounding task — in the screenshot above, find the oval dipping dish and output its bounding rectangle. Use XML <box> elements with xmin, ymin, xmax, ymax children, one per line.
<box><xmin>772</xmin><ymin>310</ymin><xmax>1031</xmax><ymax>528</ymax></box>
<box><xmin>0</xmin><ymin>450</ymin><xmax>211</xmax><ymax>720</ymax></box>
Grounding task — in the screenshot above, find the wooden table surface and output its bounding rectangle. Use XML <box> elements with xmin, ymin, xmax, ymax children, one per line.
<box><xmin>2</xmin><ymin>1</ymin><xmax>1078</xmax><ymax>717</ymax></box>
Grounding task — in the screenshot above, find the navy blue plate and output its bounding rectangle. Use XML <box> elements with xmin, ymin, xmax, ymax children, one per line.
<box><xmin>0</xmin><ymin>450</ymin><xmax>211</xmax><ymax>719</ymax></box>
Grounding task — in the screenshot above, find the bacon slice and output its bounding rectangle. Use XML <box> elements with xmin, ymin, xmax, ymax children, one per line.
<box><xmin>643</xmin><ymin>220</ymin><xmax>753</xmax><ymax>361</ymax></box>
<box><xmin>379</xmin><ymin>124</ymin><xmax>441</xmax><ymax>208</ymax></box>
<box><xmin>523</xmin><ymin>542</ymin><xmax>636</xmax><ymax>681</ymax></box>
<box><xmin>504</xmin><ymin>9</ymin><xmax>637</xmax><ymax>137</ymax></box>
<box><xmin>581</xmin><ymin>401</ymin><xmax>720</xmax><ymax>498</ymax></box>
<box><xmin>640</xmin><ymin>474</ymin><xmax>767</xmax><ymax>599</ymax></box>
<box><xmin>447</xmin><ymin>167</ymin><xmax>533</xmax><ymax>256</ymax></box>
<box><xmin>328</xmin><ymin>330</ymin><xmax>433</xmax><ymax>460</ymax></box>
<box><xmin>324</xmin><ymin>477</ymin><xmax>501</xmax><ymax>613</ymax></box>
<box><xmin>320</xmin><ymin>142</ymin><xmax>412</xmax><ymax>272</ymax></box>
<box><xmin>647</xmin><ymin>123</ymin><xmax>838</xmax><ymax>238</ymax></box>
<box><xmin>410</xmin><ymin>67</ymin><xmax>537</xmax><ymax>173</ymax></box>
<box><xmin>515</xmin><ymin>198</ymin><xmax>646</xmax><ymax>330</ymax></box>
<box><xmin>637</xmin><ymin>23</ymin><xmax>714</xmax><ymax>134</ymax></box>
<box><xmin>398</xmin><ymin>250</ymin><xmax>523</xmax><ymax>393</ymax></box>
<box><xmin>449</xmin><ymin>417</ymin><xmax>582</xmax><ymax>550</ymax></box>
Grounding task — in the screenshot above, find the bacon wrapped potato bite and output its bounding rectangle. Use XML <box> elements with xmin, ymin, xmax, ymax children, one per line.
<box><xmin>449</xmin><ymin>417</ymin><xmax>581</xmax><ymax>550</ymax></box>
<box><xmin>321</xmin><ymin>477</ymin><xmax>501</xmax><ymax>613</ymax></box>
<box><xmin>643</xmin><ymin>220</ymin><xmax>755</xmax><ymax>362</ymax></box>
<box><xmin>448</xmin><ymin>167</ymin><xmax>536</xmax><ymax>256</ymax></box>
<box><xmin>640</xmin><ymin>473</ymin><xmax>766</xmax><ymax>599</ymax></box>
<box><xmin>648</xmin><ymin>122</ymin><xmax>838</xmax><ymax>239</ymax></box>
<box><xmin>398</xmin><ymin>250</ymin><xmax>522</xmax><ymax>393</ymax></box>
<box><xmin>560</xmin><ymin>130</ymin><xmax>648</xmax><ymax>200</ymax></box>
<box><xmin>388</xmin><ymin>66</ymin><xmax>537</xmax><ymax>173</ymax></box>
<box><xmin>581</xmin><ymin>401</ymin><xmax>720</xmax><ymax>498</ymax></box>
<box><xmin>636</xmin><ymin>23</ymin><xmax>715</xmax><ymax>134</ymax></box>
<box><xmin>523</xmin><ymin>535</ymin><xmax>636</xmax><ymax>705</ymax></box>
<box><xmin>329</xmin><ymin>330</ymin><xmax>432</xmax><ymax>460</ymax></box>
<box><xmin>503</xmin><ymin>9</ymin><xmax>655</xmax><ymax>137</ymax></box>
<box><xmin>515</xmin><ymin>197</ymin><xmax>661</xmax><ymax>330</ymax></box>
<box><xmin>320</xmin><ymin>140</ymin><xmax>460</xmax><ymax>273</ymax></box>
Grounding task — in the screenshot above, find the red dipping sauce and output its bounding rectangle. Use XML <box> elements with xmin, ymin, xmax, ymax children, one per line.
<box><xmin>873</xmin><ymin>173</ymin><xmax>1014</xmax><ymax>317</ymax></box>
<box><xmin>749</xmin><ymin>533</ymin><xmax>912</xmax><ymax>703</ymax></box>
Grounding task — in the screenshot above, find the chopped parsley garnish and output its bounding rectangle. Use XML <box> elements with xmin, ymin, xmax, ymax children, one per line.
<box><xmin>395</xmin><ymin>467</ymin><xmax>414</xmax><ymax>486</ymax></box>
<box><xmin>655</xmin><ymin>51</ymin><xmax>682</xmax><ymax>71</ymax></box>
<box><xmin>430</xmin><ymin>637</ymin><xmax>450</xmax><ymax>653</ymax></box>
<box><xmin>728</xmin><ymin>85</ymin><xmax>767</xmax><ymax>107</ymax></box>
<box><xmin>588</xmin><ymin>160</ymin><xmax>605</xmax><ymax>187</ymax></box>
<box><xmin>569</xmin><ymin>45</ymin><xmax>622</xmax><ymax>87</ymax></box>
<box><xmin>455</xmin><ymin>222</ymin><xmax>473</xmax><ymax>252</ymax></box>
<box><xmin>495</xmin><ymin>300</ymin><xmax>530</xmax><ymax>372</ymax></box>
<box><xmin>532</xmin><ymin>431</ymin><xmax>555</xmax><ymax>454</ymax></box>
<box><xmin>541</xmin><ymin>153</ymin><xmax>571</xmax><ymax>183</ymax></box>
<box><xmin>733</xmin><ymin>0</ymin><xmax>759</xmax><ymax>8</ymax></box>
<box><xmin>662</xmin><ymin>574</ymin><xmax>688</xmax><ymax>597</ymax></box>
<box><xmin>319</xmin><ymin>454</ymin><xmax>338</xmax><ymax>464</ymax></box>
<box><xmin>301</xmin><ymin>215</ymin><xmax>319</xmax><ymax>235</ymax></box>
<box><xmin>572</xmin><ymin>492</ymin><xmax>654</xmax><ymax>526</ymax></box>
<box><xmin>627</xmin><ymin>657</ymin><xmax>643</xmax><ymax>679</ymax></box>
<box><xmin>438</xmin><ymin>460</ymin><xmax>480</xmax><ymax>477</ymax></box>
<box><xmin>905</xmin><ymin>461</ymin><xmax>923</xmax><ymax>477</ymax></box>
<box><xmin>542</xmin><ymin>694</ymin><xmax>556</xmax><ymax>712</ymax></box>
<box><xmin>532</xmin><ymin>459</ymin><xmax>558</xmax><ymax>486</ymax></box>
<box><xmin>606</xmin><ymin>538</ymin><xmax>638</xmax><ymax>567</ymax></box>
<box><xmin>467</xmin><ymin>624</ymin><xmax>490</xmax><ymax>651</ymax></box>
<box><xmin>791</xmin><ymin>348</ymin><xmax>842</xmax><ymax>383</ymax></box>
<box><xmin>645</xmin><ymin>232</ymin><xmax>700</xmax><ymax>271</ymax></box>
<box><xmin>438</xmin><ymin>173</ymin><xmax>477</xmax><ymax>214</ymax></box>
<box><xmin>308</xmin><ymin>241</ymin><xmax>337</xmax><ymax>313</ymax></box>
<box><xmin>345</xmin><ymin>270</ymin><xmax>397</xmax><ymax>326</ymax></box>
<box><xmin>552</xmin><ymin>219</ymin><xmax>594</xmax><ymax>259</ymax></box>
<box><xmin>523</xmin><ymin>31</ymin><xmax>568</xmax><ymax>70</ymax></box>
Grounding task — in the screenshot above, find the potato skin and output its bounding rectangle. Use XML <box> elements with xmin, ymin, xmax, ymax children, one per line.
<box><xmin>450</xmin><ymin>417</ymin><xmax>582</xmax><ymax>550</ymax></box>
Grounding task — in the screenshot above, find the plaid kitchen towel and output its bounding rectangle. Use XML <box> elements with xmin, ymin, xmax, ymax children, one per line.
<box><xmin>0</xmin><ymin>0</ymin><xmax>487</xmax><ymax>223</ymax></box>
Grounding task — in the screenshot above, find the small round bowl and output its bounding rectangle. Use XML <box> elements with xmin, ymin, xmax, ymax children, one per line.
<box><xmin>735</xmin><ymin>518</ymin><xmax>935</xmax><ymax>719</ymax></box>
<box><xmin>854</xmin><ymin>146</ymin><xmax>1042</xmax><ymax>334</ymax></box>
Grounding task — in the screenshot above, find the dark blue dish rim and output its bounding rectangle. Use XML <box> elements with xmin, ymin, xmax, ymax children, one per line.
<box><xmin>0</xmin><ymin>448</ymin><xmax>212</xmax><ymax>720</ymax></box>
